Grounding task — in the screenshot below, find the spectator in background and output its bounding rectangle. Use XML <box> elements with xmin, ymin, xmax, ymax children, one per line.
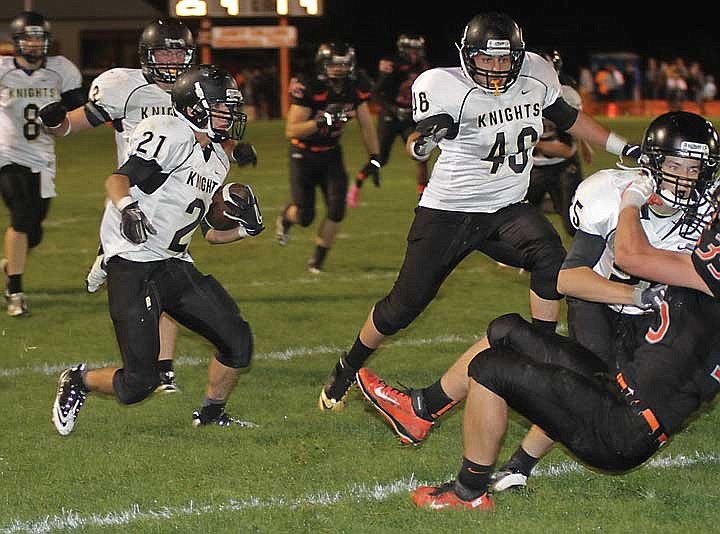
<box><xmin>687</xmin><ymin>62</ymin><xmax>705</xmax><ymax>113</ymax></box>
<box><xmin>594</xmin><ymin>64</ymin><xmax>611</xmax><ymax>101</ymax></box>
<box><xmin>666</xmin><ymin>65</ymin><xmax>688</xmax><ymax>111</ymax></box>
<box><xmin>579</xmin><ymin>67</ymin><xmax>595</xmax><ymax>102</ymax></box>
<box><xmin>608</xmin><ymin>64</ymin><xmax>624</xmax><ymax>101</ymax></box>
<box><xmin>703</xmin><ymin>75</ymin><xmax>717</xmax><ymax>106</ymax></box>
<box><xmin>643</xmin><ymin>57</ymin><xmax>660</xmax><ymax>99</ymax></box>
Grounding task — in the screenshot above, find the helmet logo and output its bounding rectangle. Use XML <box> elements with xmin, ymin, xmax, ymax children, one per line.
<box><xmin>680</xmin><ymin>141</ymin><xmax>710</xmax><ymax>157</ymax></box>
<box><xmin>164</xmin><ymin>38</ymin><xmax>186</xmax><ymax>47</ymax></box>
<box><xmin>486</xmin><ymin>39</ymin><xmax>510</xmax><ymax>55</ymax></box>
<box><xmin>23</xmin><ymin>25</ymin><xmax>45</xmax><ymax>34</ymax></box>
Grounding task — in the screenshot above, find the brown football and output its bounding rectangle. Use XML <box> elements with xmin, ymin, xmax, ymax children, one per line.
<box><xmin>205</xmin><ymin>183</ymin><xmax>250</xmax><ymax>231</ymax></box>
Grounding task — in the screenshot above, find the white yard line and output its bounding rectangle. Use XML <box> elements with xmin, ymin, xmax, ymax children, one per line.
<box><xmin>2</xmin><ymin>453</ymin><xmax>718</xmax><ymax>533</ymax></box>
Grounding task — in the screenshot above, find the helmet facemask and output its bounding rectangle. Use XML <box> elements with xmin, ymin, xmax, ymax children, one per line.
<box><xmin>14</xmin><ymin>27</ymin><xmax>50</xmax><ymax>63</ymax></box>
<box><xmin>458</xmin><ymin>42</ymin><xmax>524</xmax><ymax>95</ymax></box>
<box><xmin>141</xmin><ymin>42</ymin><xmax>196</xmax><ymax>85</ymax></box>
<box><xmin>184</xmin><ymin>84</ymin><xmax>247</xmax><ymax>142</ymax></box>
<box><xmin>316</xmin><ymin>43</ymin><xmax>356</xmax><ymax>91</ymax></box>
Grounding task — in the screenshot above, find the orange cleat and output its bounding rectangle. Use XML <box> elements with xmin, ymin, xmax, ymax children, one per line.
<box><xmin>412</xmin><ymin>482</ymin><xmax>494</xmax><ymax>511</ymax></box>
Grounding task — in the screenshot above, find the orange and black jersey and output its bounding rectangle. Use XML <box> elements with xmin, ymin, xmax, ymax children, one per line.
<box><xmin>289</xmin><ymin>71</ymin><xmax>373</xmax><ymax>149</ymax></box>
<box><xmin>374</xmin><ymin>55</ymin><xmax>429</xmax><ymax>114</ymax></box>
<box><xmin>692</xmin><ymin>215</ymin><xmax>720</xmax><ymax>298</ymax></box>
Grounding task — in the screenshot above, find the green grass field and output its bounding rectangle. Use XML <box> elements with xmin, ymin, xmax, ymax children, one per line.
<box><xmin>2</xmin><ymin>117</ymin><xmax>720</xmax><ymax>533</ymax></box>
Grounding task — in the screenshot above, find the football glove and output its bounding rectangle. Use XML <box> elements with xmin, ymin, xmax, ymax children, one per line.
<box><xmin>411</xmin><ymin>113</ymin><xmax>455</xmax><ymax>161</ymax></box>
<box><xmin>316</xmin><ymin>105</ymin><xmax>348</xmax><ymax>136</ymax></box>
<box><xmin>223</xmin><ymin>184</ymin><xmax>265</xmax><ymax>236</ymax></box>
<box><xmin>232</xmin><ymin>142</ymin><xmax>258</xmax><ymax>167</ymax></box>
<box><xmin>358</xmin><ymin>154</ymin><xmax>382</xmax><ymax>187</ymax></box>
<box><xmin>120</xmin><ymin>201</ymin><xmax>157</xmax><ymax>244</ymax></box>
<box><xmin>38</xmin><ymin>101</ymin><xmax>68</xmax><ymax>129</ymax></box>
<box><xmin>620</xmin><ymin>173</ymin><xmax>658</xmax><ymax>210</ymax></box>
<box><xmin>621</xmin><ymin>143</ymin><xmax>642</xmax><ymax>162</ymax></box>
<box><xmin>633</xmin><ymin>283</ymin><xmax>667</xmax><ymax>311</ymax></box>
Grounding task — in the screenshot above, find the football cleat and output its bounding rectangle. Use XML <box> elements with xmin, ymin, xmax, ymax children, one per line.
<box><xmin>275</xmin><ymin>214</ymin><xmax>289</xmax><ymax>246</ymax></box>
<box><xmin>318</xmin><ymin>354</ymin><xmax>356</xmax><ymax>412</ymax></box>
<box><xmin>306</xmin><ymin>258</ymin><xmax>322</xmax><ymax>275</ymax></box>
<box><xmin>52</xmin><ymin>364</ymin><xmax>89</xmax><ymax>436</ymax></box>
<box><xmin>346</xmin><ymin>183</ymin><xmax>361</xmax><ymax>208</ymax></box>
<box><xmin>5</xmin><ymin>290</ymin><xmax>28</xmax><ymax>317</ymax></box>
<box><xmin>490</xmin><ymin>464</ymin><xmax>529</xmax><ymax>492</ymax></box>
<box><xmin>356</xmin><ymin>368</ymin><xmax>433</xmax><ymax>445</ymax></box>
<box><xmin>86</xmin><ymin>254</ymin><xmax>107</xmax><ymax>293</ymax></box>
<box><xmin>191</xmin><ymin>409</ymin><xmax>257</xmax><ymax>428</ymax></box>
<box><xmin>412</xmin><ymin>481</ymin><xmax>494</xmax><ymax>511</ymax></box>
<box><xmin>155</xmin><ymin>370</ymin><xmax>179</xmax><ymax>393</ymax></box>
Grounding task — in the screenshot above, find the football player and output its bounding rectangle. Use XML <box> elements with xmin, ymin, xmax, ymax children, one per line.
<box><xmin>347</xmin><ymin>33</ymin><xmax>430</xmax><ymax>207</ymax></box>
<box><xmin>0</xmin><ymin>11</ymin><xmax>84</xmax><ymax>316</ymax></box>
<box><xmin>40</xmin><ymin>18</ymin><xmax>255</xmax><ymax>392</ymax></box>
<box><xmin>410</xmin><ymin>159</ymin><xmax>720</xmax><ymax>511</ymax></box>
<box><xmin>356</xmin><ymin>111</ymin><xmax>719</xmax><ymax>450</ymax></box>
<box><xmin>525</xmin><ymin>49</ymin><xmax>593</xmax><ymax>236</ymax></box>
<box><xmin>318</xmin><ymin>12</ymin><xmax>639</xmax><ymax>413</ymax></box>
<box><xmin>275</xmin><ymin>42</ymin><xmax>381</xmax><ymax>273</ymax></box>
<box><xmin>51</xmin><ymin>65</ymin><xmax>264</xmax><ymax>436</ymax></box>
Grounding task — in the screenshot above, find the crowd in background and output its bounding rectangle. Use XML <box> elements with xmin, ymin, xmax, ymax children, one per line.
<box><xmin>579</xmin><ymin>57</ymin><xmax>717</xmax><ymax>113</ymax></box>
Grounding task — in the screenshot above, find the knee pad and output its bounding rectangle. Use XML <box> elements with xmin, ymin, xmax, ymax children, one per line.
<box><xmin>215</xmin><ymin>320</ymin><xmax>253</xmax><ymax>369</ymax></box>
<box><xmin>372</xmin><ymin>295</ymin><xmax>426</xmax><ymax>336</ymax></box>
<box><xmin>113</xmin><ymin>368</ymin><xmax>160</xmax><ymax>405</ymax></box>
<box><xmin>486</xmin><ymin>313</ymin><xmax>527</xmax><ymax>348</ymax></box>
<box><xmin>327</xmin><ymin>199</ymin><xmax>345</xmax><ymax>223</ymax></box>
<box><xmin>298</xmin><ymin>207</ymin><xmax>315</xmax><ymax>227</ymax></box>
<box><xmin>529</xmin><ymin>244</ymin><xmax>565</xmax><ymax>300</ymax></box>
<box><xmin>27</xmin><ymin>224</ymin><xmax>43</xmax><ymax>248</ymax></box>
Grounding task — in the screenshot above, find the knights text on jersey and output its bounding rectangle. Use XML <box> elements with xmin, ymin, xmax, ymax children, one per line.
<box><xmin>571</xmin><ymin>168</ymin><xmax>699</xmax><ymax>314</ymax></box>
<box><xmin>0</xmin><ymin>55</ymin><xmax>82</xmax><ymax>195</ymax></box>
<box><xmin>100</xmin><ymin>115</ymin><xmax>229</xmax><ymax>263</ymax></box>
<box><xmin>415</xmin><ymin>52</ymin><xmax>561</xmax><ymax>213</ymax></box>
<box><xmin>88</xmin><ymin>68</ymin><xmax>174</xmax><ymax>165</ymax></box>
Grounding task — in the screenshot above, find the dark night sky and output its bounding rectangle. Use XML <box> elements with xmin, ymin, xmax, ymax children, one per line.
<box><xmin>277</xmin><ymin>1</ymin><xmax>720</xmax><ymax>79</ymax></box>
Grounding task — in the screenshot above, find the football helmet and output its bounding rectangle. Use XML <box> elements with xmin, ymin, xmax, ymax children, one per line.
<box><xmin>172</xmin><ymin>65</ymin><xmax>247</xmax><ymax>142</ymax></box>
<box><xmin>640</xmin><ymin>111</ymin><xmax>720</xmax><ymax>214</ymax></box>
<box><xmin>397</xmin><ymin>33</ymin><xmax>426</xmax><ymax>64</ymax></box>
<box><xmin>10</xmin><ymin>11</ymin><xmax>51</xmax><ymax>63</ymax></box>
<box><xmin>457</xmin><ymin>12</ymin><xmax>525</xmax><ymax>94</ymax></box>
<box><xmin>139</xmin><ymin>18</ymin><xmax>196</xmax><ymax>85</ymax></box>
<box><xmin>315</xmin><ymin>42</ymin><xmax>356</xmax><ymax>82</ymax></box>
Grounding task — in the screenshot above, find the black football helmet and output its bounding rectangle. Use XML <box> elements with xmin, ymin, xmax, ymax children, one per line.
<box><xmin>315</xmin><ymin>42</ymin><xmax>356</xmax><ymax>82</ymax></box>
<box><xmin>139</xmin><ymin>18</ymin><xmax>196</xmax><ymax>85</ymax></box>
<box><xmin>457</xmin><ymin>13</ymin><xmax>525</xmax><ymax>94</ymax></box>
<box><xmin>10</xmin><ymin>11</ymin><xmax>51</xmax><ymax>63</ymax></box>
<box><xmin>172</xmin><ymin>65</ymin><xmax>247</xmax><ymax>142</ymax></box>
<box><xmin>397</xmin><ymin>33</ymin><xmax>426</xmax><ymax>64</ymax></box>
<box><xmin>540</xmin><ymin>49</ymin><xmax>563</xmax><ymax>73</ymax></box>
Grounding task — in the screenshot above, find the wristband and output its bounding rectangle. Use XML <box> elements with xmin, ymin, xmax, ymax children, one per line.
<box><xmin>115</xmin><ymin>195</ymin><xmax>134</xmax><ymax>211</ymax></box>
<box><xmin>605</xmin><ymin>132</ymin><xmax>627</xmax><ymax>155</ymax></box>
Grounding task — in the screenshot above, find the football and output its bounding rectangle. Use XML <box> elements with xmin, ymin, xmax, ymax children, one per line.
<box><xmin>205</xmin><ymin>182</ymin><xmax>250</xmax><ymax>231</ymax></box>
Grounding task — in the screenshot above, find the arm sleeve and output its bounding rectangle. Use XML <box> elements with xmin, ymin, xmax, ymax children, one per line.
<box><xmin>115</xmin><ymin>155</ymin><xmax>168</xmax><ymax>193</ymax></box>
<box><xmin>561</xmin><ymin>230</ymin><xmax>607</xmax><ymax>269</ymax></box>
<box><xmin>544</xmin><ymin>97</ymin><xmax>580</xmax><ymax>131</ymax></box>
<box><xmin>60</xmin><ymin>87</ymin><xmax>86</xmax><ymax>111</ymax></box>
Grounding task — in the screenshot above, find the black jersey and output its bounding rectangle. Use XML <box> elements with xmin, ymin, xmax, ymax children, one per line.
<box><xmin>288</xmin><ymin>71</ymin><xmax>372</xmax><ymax>149</ymax></box>
<box><xmin>691</xmin><ymin>215</ymin><xmax>720</xmax><ymax>297</ymax></box>
<box><xmin>623</xmin><ymin>285</ymin><xmax>720</xmax><ymax>434</ymax></box>
<box><xmin>374</xmin><ymin>55</ymin><xmax>429</xmax><ymax>118</ymax></box>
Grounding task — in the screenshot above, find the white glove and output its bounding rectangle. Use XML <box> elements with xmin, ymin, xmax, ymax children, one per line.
<box><xmin>620</xmin><ymin>173</ymin><xmax>657</xmax><ymax>210</ymax></box>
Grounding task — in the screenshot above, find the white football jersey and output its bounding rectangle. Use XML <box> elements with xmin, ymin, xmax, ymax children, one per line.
<box><xmin>100</xmin><ymin>115</ymin><xmax>229</xmax><ymax>263</ymax></box>
<box><xmin>0</xmin><ymin>55</ymin><xmax>82</xmax><ymax>197</ymax></box>
<box><xmin>414</xmin><ymin>52</ymin><xmax>562</xmax><ymax>213</ymax></box>
<box><xmin>88</xmin><ymin>68</ymin><xmax>174</xmax><ymax>165</ymax></box>
<box><xmin>533</xmin><ymin>84</ymin><xmax>582</xmax><ymax>167</ymax></box>
<box><xmin>570</xmin><ymin>168</ymin><xmax>699</xmax><ymax>315</ymax></box>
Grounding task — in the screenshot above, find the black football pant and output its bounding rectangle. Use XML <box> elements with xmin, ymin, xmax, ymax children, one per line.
<box><xmin>288</xmin><ymin>145</ymin><xmax>347</xmax><ymax>225</ymax></box>
<box><xmin>107</xmin><ymin>257</ymin><xmax>252</xmax><ymax>404</ymax></box>
<box><xmin>469</xmin><ymin>313</ymin><xmax>662</xmax><ymax>472</ymax></box>
<box><xmin>526</xmin><ymin>155</ymin><xmax>583</xmax><ymax>236</ymax></box>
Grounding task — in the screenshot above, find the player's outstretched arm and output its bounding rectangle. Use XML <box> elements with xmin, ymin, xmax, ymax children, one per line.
<box><xmin>39</xmin><ymin>104</ymin><xmax>94</xmax><ymax>137</ymax></box>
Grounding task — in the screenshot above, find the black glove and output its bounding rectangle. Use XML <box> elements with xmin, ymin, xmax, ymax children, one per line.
<box><xmin>224</xmin><ymin>184</ymin><xmax>265</xmax><ymax>236</ymax></box>
<box><xmin>316</xmin><ymin>106</ymin><xmax>348</xmax><ymax>136</ymax></box>
<box><xmin>38</xmin><ymin>101</ymin><xmax>68</xmax><ymax>128</ymax></box>
<box><xmin>120</xmin><ymin>201</ymin><xmax>157</xmax><ymax>244</ymax></box>
<box><xmin>633</xmin><ymin>283</ymin><xmax>667</xmax><ymax>312</ymax></box>
<box><xmin>411</xmin><ymin>113</ymin><xmax>456</xmax><ymax>161</ymax></box>
<box><xmin>622</xmin><ymin>143</ymin><xmax>642</xmax><ymax>162</ymax></box>
<box><xmin>232</xmin><ymin>142</ymin><xmax>258</xmax><ymax>167</ymax></box>
<box><xmin>358</xmin><ymin>154</ymin><xmax>382</xmax><ymax>187</ymax></box>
